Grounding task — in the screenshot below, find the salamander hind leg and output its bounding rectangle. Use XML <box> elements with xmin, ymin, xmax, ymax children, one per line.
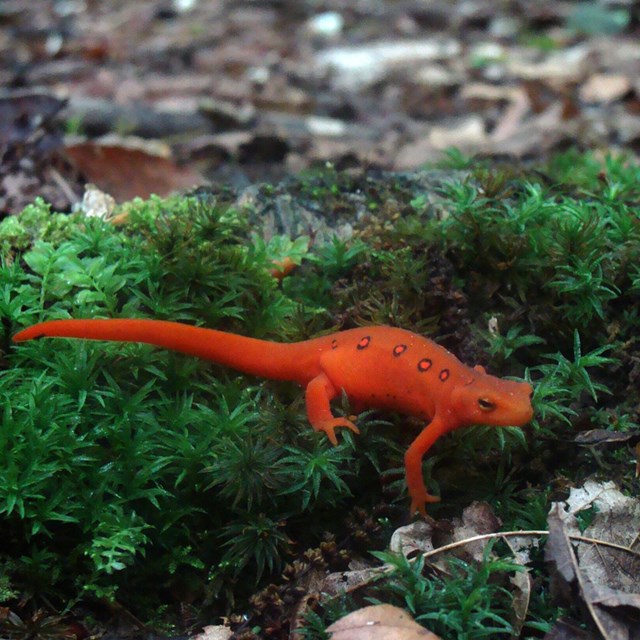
<box><xmin>305</xmin><ymin>372</ymin><xmax>360</xmax><ymax>445</ymax></box>
<box><xmin>315</xmin><ymin>417</ymin><xmax>360</xmax><ymax>446</ymax></box>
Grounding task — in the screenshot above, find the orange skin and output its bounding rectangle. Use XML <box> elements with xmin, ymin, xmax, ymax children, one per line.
<box><xmin>13</xmin><ymin>321</ymin><xmax>533</xmax><ymax>515</ymax></box>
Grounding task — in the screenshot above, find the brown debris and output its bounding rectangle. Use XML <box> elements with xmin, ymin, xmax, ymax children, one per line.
<box><xmin>0</xmin><ymin>89</ymin><xmax>82</xmax><ymax>215</ymax></box>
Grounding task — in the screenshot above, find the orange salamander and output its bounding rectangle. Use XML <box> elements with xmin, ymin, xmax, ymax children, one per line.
<box><xmin>13</xmin><ymin>320</ymin><xmax>534</xmax><ymax>515</ymax></box>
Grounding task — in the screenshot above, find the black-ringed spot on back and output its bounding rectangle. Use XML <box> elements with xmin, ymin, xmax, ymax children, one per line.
<box><xmin>357</xmin><ymin>336</ymin><xmax>371</xmax><ymax>350</ymax></box>
<box><xmin>393</xmin><ymin>344</ymin><xmax>407</xmax><ymax>357</ymax></box>
<box><xmin>439</xmin><ymin>369</ymin><xmax>450</xmax><ymax>381</ymax></box>
<box><xmin>417</xmin><ymin>358</ymin><xmax>432</xmax><ymax>372</ymax></box>
<box><xmin>331</xmin><ymin>339</ymin><xmax>338</xmax><ymax>349</ymax></box>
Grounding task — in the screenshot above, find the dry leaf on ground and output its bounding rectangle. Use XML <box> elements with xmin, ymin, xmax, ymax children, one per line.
<box><xmin>65</xmin><ymin>136</ymin><xmax>203</xmax><ymax>201</ymax></box>
<box><xmin>544</xmin><ymin>481</ymin><xmax>640</xmax><ymax>639</ymax></box>
<box><xmin>326</xmin><ymin>604</ymin><xmax>440</xmax><ymax>640</ymax></box>
<box><xmin>190</xmin><ymin>625</ymin><xmax>233</xmax><ymax>640</ymax></box>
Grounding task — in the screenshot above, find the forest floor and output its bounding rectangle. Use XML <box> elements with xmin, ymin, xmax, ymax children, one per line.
<box><xmin>2</xmin><ymin>0</ymin><xmax>640</xmax><ymax>211</ymax></box>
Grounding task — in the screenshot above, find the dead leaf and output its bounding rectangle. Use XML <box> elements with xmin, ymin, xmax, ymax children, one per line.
<box><xmin>502</xmin><ymin>529</ymin><xmax>536</xmax><ymax>637</ymax></box>
<box><xmin>506</xmin><ymin>45</ymin><xmax>591</xmax><ymax>83</ymax></box>
<box><xmin>65</xmin><ymin>136</ymin><xmax>204</xmax><ymax>202</ymax></box>
<box><xmin>389</xmin><ymin>520</ymin><xmax>435</xmax><ymax>557</ymax></box>
<box><xmin>545</xmin><ymin>484</ymin><xmax>640</xmax><ymax>638</ymax></box>
<box><xmin>80</xmin><ymin>184</ymin><xmax>116</xmax><ymax>219</ymax></box>
<box><xmin>546</xmin><ymin>503</ymin><xmax>579</xmax><ymax>586</ymax></box>
<box><xmin>449</xmin><ymin>501</ymin><xmax>502</xmax><ymax>563</ymax></box>
<box><xmin>326</xmin><ymin>604</ymin><xmax>440</xmax><ymax>640</ymax></box>
<box><xmin>289</xmin><ymin>564</ymin><xmax>343</xmax><ymax>637</ymax></box>
<box><xmin>190</xmin><ymin>625</ymin><xmax>233</xmax><ymax>640</ymax></box>
<box><xmin>192</xmin><ymin>624</ymin><xmax>233</xmax><ymax>640</ymax></box>
<box><xmin>564</xmin><ymin>480</ymin><xmax>640</xmax><ymax>567</ymax></box>
<box><xmin>573</xmin><ymin>429</ymin><xmax>639</xmax><ymax>446</ymax></box>
<box><xmin>579</xmin><ymin>74</ymin><xmax>631</xmax><ymax>104</ymax></box>
<box><xmin>315</xmin><ymin>39</ymin><xmax>461</xmax><ymax>89</ymax></box>
<box><xmin>428</xmin><ymin>115</ymin><xmax>487</xmax><ymax>149</ymax></box>
<box><xmin>509</xmin><ymin>566</ymin><xmax>532</xmax><ymax>638</ymax></box>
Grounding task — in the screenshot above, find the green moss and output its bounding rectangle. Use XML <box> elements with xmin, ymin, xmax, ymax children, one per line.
<box><xmin>0</xmin><ymin>198</ymin><xmax>77</xmax><ymax>258</ymax></box>
<box><xmin>1</xmin><ymin>193</ymin><xmax>389</xmax><ymax>621</ymax></box>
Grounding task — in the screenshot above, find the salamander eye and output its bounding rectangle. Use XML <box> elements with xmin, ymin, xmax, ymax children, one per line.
<box><xmin>478</xmin><ymin>398</ymin><xmax>495</xmax><ymax>411</ymax></box>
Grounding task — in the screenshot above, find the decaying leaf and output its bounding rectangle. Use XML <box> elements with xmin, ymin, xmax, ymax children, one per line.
<box><xmin>326</xmin><ymin>604</ymin><xmax>440</xmax><ymax>640</ymax></box>
<box><xmin>80</xmin><ymin>184</ymin><xmax>116</xmax><ymax>219</ymax></box>
<box><xmin>191</xmin><ymin>625</ymin><xmax>233</xmax><ymax>640</ymax></box>
<box><xmin>389</xmin><ymin>520</ymin><xmax>435</xmax><ymax>558</ymax></box>
<box><xmin>579</xmin><ymin>74</ymin><xmax>631</xmax><ymax>104</ymax></box>
<box><xmin>448</xmin><ymin>501</ymin><xmax>503</xmax><ymax>564</ymax></box>
<box><xmin>545</xmin><ymin>481</ymin><xmax>640</xmax><ymax>638</ymax></box>
<box><xmin>573</xmin><ymin>429</ymin><xmax>639</xmax><ymax>446</ymax></box>
<box><xmin>65</xmin><ymin>136</ymin><xmax>203</xmax><ymax>201</ymax></box>
<box><xmin>546</xmin><ymin>502</ymin><xmax>581</xmax><ymax>589</ymax></box>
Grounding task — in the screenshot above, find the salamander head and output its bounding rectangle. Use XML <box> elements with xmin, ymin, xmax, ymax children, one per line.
<box><xmin>449</xmin><ymin>373</ymin><xmax>534</xmax><ymax>428</ymax></box>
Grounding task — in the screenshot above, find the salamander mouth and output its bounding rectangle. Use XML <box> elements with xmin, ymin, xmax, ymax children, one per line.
<box><xmin>511</xmin><ymin>405</ymin><xmax>534</xmax><ymax>425</ymax></box>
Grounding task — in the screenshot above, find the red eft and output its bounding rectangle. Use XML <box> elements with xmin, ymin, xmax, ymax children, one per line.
<box><xmin>13</xmin><ymin>320</ymin><xmax>534</xmax><ymax>515</ymax></box>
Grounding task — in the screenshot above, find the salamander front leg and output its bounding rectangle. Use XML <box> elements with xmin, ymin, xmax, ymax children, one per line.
<box><xmin>405</xmin><ymin>416</ymin><xmax>451</xmax><ymax>516</ymax></box>
<box><xmin>305</xmin><ymin>372</ymin><xmax>360</xmax><ymax>445</ymax></box>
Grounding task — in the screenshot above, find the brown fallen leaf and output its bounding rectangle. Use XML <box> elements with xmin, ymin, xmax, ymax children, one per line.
<box><xmin>545</xmin><ymin>492</ymin><xmax>640</xmax><ymax>639</ymax></box>
<box><xmin>80</xmin><ymin>184</ymin><xmax>116</xmax><ymax>219</ymax></box>
<box><xmin>546</xmin><ymin>503</ymin><xmax>579</xmax><ymax>594</ymax></box>
<box><xmin>190</xmin><ymin>624</ymin><xmax>233</xmax><ymax>640</ymax></box>
<box><xmin>65</xmin><ymin>136</ymin><xmax>204</xmax><ymax>202</ymax></box>
<box><xmin>506</xmin><ymin>45</ymin><xmax>590</xmax><ymax>83</ymax></box>
<box><xmin>579</xmin><ymin>73</ymin><xmax>631</xmax><ymax>104</ymax></box>
<box><xmin>389</xmin><ymin>520</ymin><xmax>435</xmax><ymax>558</ymax></box>
<box><xmin>326</xmin><ymin>604</ymin><xmax>440</xmax><ymax>640</ymax></box>
<box><xmin>510</xmin><ymin>566</ymin><xmax>532</xmax><ymax>638</ymax></box>
<box><xmin>428</xmin><ymin>115</ymin><xmax>487</xmax><ymax>150</ymax></box>
<box><xmin>448</xmin><ymin>501</ymin><xmax>502</xmax><ymax>564</ymax></box>
<box><xmin>573</xmin><ymin>429</ymin><xmax>639</xmax><ymax>446</ymax></box>
<box><xmin>562</xmin><ymin>481</ymin><xmax>640</xmax><ymax>585</ymax></box>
